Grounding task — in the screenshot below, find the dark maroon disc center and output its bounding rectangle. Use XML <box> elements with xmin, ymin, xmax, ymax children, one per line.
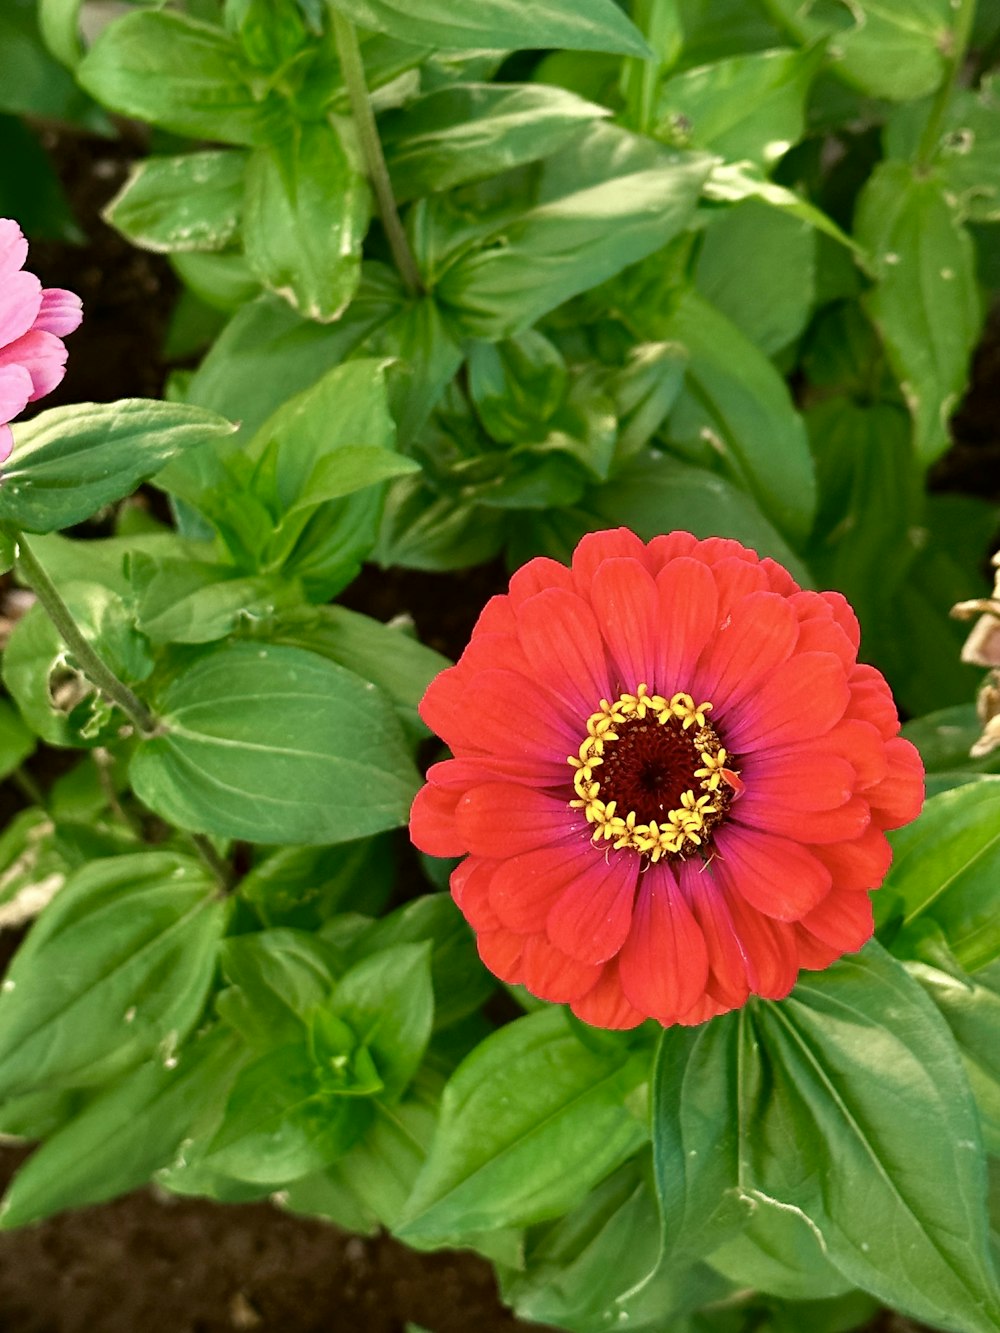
<box><xmin>597</xmin><ymin>717</ymin><xmax>703</xmax><ymax>824</ymax></box>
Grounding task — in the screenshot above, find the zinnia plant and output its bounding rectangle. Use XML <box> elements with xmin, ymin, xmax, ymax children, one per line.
<box><xmin>412</xmin><ymin>527</ymin><xmax>925</xmax><ymax>1028</ymax></box>
<box><xmin>0</xmin><ymin>218</ymin><xmax>81</xmax><ymax>463</ymax></box>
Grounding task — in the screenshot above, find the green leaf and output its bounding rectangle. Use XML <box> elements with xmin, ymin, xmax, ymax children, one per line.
<box><xmin>437</xmin><ymin>127</ymin><xmax>712</xmax><ymax>339</ymax></box>
<box><xmin>761</xmin><ymin>0</ymin><xmax>952</xmax><ymax>100</ymax></box>
<box><xmin>0</xmin><ymin>1029</ymin><xmax>244</xmax><ymax>1229</ymax></box>
<box><xmin>652</xmin><ymin>288</ymin><xmax>816</xmax><ymax>544</ymax></box>
<box><xmin>855</xmin><ymin>161</ymin><xmax>981</xmax><ymax>464</ymax></box>
<box><xmin>398</xmin><ymin>1009</ymin><xmax>648</xmax><ymax>1246</ymax></box>
<box><xmin>695</xmin><ymin>200</ymin><xmax>815</xmax><ymax>356</ymax></box>
<box><xmin>0</xmin><ymin>697</ymin><xmax>35</xmax><ymax>781</ymax></box>
<box><xmin>375</xmin><ymin>475</ymin><xmax>505</xmax><ymax>572</ymax></box>
<box><xmin>0</xmin><ymin>852</ymin><xmax>227</xmax><ymax>1098</ymax></box>
<box><xmin>880</xmin><ymin>784</ymin><xmax>1000</xmax><ymax>972</ymax></box>
<box><xmin>130</xmin><ymin>642</ymin><xmax>420</xmax><ymax>845</ymax></box>
<box><xmin>238</xmin><ymin>836</ymin><xmax>393</xmax><ymax>930</ymax></box>
<box><xmin>326</xmin><ymin>0</ymin><xmax>651</xmax><ymax>55</ymax></box>
<box><xmin>130</xmin><ymin>555</ymin><xmax>304</xmax><ymax>645</ymax></box>
<box><xmin>381</xmin><ymin>82</ymin><xmax>609</xmax><ymax>201</ymax></box>
<box><xmin>103</xmin><ymin>150</ymin><xmax>247</xmax><ymax>254</ymax></box>
<box><xmin>655</xmin><ymin>45</ymin><xmax>823</xmax><ymax>169</ymax></box>
<box><xmin>331</xmin><ymin>943</ymin><xmax>434</xmax><ymax>1101</ymax></box>
<box><xmin>751</xmin><ymin>944</ymin><xmax>1000</xmax><ymax>1333</ymax></box>
<box><xmin>468</xmin><ymin>331</ymin><xmax>568</xmax><ymax>444</ymax></box>
<box><xmin>703</xmin><ymin>160</ymin><xmax>857</xmax><ymax>252</ymax></box>
<box><xmin>38</xmin><ymin>0</ymin><xmax>83</xmax><ymax>69</ymax></box>
<box><xmin>1</xmin><ymin>400</ymin><xmax>236</xmax><ymax>534</ymax></box>
<box><xmin>78</xmin><ymin>10</ymin><xmax>286</xmax><ymax>145</ymax></box>
<box><xmin>202</xmin><ymin>1043</ymin><xmax>372</xmax><ymax>1184</ymax></box>
<box><xmin>902</xmin><ymin>704</ymin><xmax>1000</xmax><ymax>798</ymax></box>
<box><xmin>707</xmin><ymin>1199</ymin><xmax>854</xmax><ymax>1301</ymax></box>
<box><xmin>909</xmin><ymin>963</ymin><xmax>1000</xmax><ymax>1156</ymax></box>
<box><xmin>217</xmin><ymin>928</ymin><xmax>340</xmax><ymax>1051</ymax></box>
<box><xmin>243</xmin><ymin>120</ymin><xmax>370</xmax><ymax>323</ymax></box>
<box><xmin>268</xmin><ymin>603</ymin><xmax>449</xmax><ymax>741</ymax></box>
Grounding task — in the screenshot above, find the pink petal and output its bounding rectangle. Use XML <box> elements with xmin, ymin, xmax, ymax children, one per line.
<box><xmin>0</xmin><ymin>363</ymin><xmax>33</xmax><ymax>424</ymax></box>
<box><xmin>654</xmin><ymin>556</ymin><xmax>719</xmax><ymax>695</ymax></box>
<box><xmin>546</xmin><ymin>849</ymin><xmax>638</xmax><ymax>964</ymax></box>
<box><xmin>488</xmin><ymin>841</ymin><xmax>595</xmax><ymax>933</ymax></box>
<box><xmin>0</xmin><ymin>219</ymin><xmax>28</xmax><ymax>280</ymax></box>
<box><xmin>521</xmin><ymin>933</ymin><xmax>604</xmax><ymax>1002</ymax></box>
<box><xmin>570</xmin><ymin>960</ymin><xmax>646</xmax><ymax>1029</ymax></box>
<box><xmin>713</xmin><ymin>825</ymin><xmax>832</xmax><ymax>921</ymax></box>
<box><xmin>35</xmin><ymin>288</ymin><xmax>83</xmax><ymax>337</ymax></box>
<box><xmin>0</xmin><ymin>270</ymin><xmax>42</xmax><ymax>347</ymax></box>
<box><xmin>618</xmin><ymin>863</ymin><xmax>709</xmax><ymax>1022</ymax></box>
<box><xmin>456</xmin><ymin>783</ymin><xmax>580</xmax><ymax>858</ymax></box>
<box><xmin>0</xmin><ymin>328</ymin><xmax>69</xmax><ymax>400</ymax></box>
<box><xmin>0</xmin><ymin>424</ymin><xmax>12</xmax><ymax>463</ymax></box>
<box><xmin>587</xmin><ymin>556</ymin><xmax>660</xmax><ymax>693</ymax></box>
<box><xmin>515</xmin><ymin>587</ymin><xmax>613</xmax><ymax>717</ymax></box>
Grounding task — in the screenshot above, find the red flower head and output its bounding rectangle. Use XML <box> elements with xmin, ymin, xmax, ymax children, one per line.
<box><xmin>0</xmin><ymin>217</ymin><xmax>83</xmax><ymax>464</ymax></box>
<box><xmin>410</xmin><ymin>528</ymin><xmax>924</xmax><ymax>1030</ymax></box>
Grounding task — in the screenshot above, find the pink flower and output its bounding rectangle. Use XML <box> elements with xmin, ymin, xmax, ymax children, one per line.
<box><xmin>410</xmin><ymin>528</ymin><xmax>925</xmax><ymax>1030</ymax></box>
<box><xmin>0</xmin><ymin>218</ymin><xmax>82</xmax><ymax>464</ymax></box>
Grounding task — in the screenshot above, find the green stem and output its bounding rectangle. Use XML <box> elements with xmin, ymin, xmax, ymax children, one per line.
<box><xmin>331</xmin><ymin>10</ymin><xmax>424</xmax><ymax>296</ymax></box>
<box><xmin>11</xmin><ymin>765</ymin><xmax>45</xmax><ymax>808</ymax></box>
<box><xmin>189</xmin><ymin>833</ymin><xmax>236</xmax><ymax>896</ymax></box>
<box><xmin>915</xmin><ymin>0</ymin><xmax>977</xmax><ymax>169</ymax></box>
<box><xmin>13</xmin><ymin>531</ymin><xmax>159</xmax><ymax>738</ymax></box>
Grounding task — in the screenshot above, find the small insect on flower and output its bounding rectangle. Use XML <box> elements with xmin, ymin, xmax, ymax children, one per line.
<box><xmin>0</xmin><ymin>217</ymin><xmax>83</xmax><ymax>464</ymax></box>
<box><xmin>410</xmin><ymin>528</ymin><xmax>924</xmax><ymax>1030</ymax></box>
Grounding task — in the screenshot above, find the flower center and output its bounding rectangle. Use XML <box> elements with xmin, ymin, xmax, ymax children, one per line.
<box><xmin>568</xmin><ymin>684</ymin><xmax>742</xmax><ymax>862</ymax></box>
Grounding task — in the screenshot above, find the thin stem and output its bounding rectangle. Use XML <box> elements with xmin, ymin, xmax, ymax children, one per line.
<box><xmin>13</xmin><ymin>531</ymin><xmax>159</xmax><ymax>738</ymax></box>
<box><xmin>916</xmin><ymin>0</ymin><xmax>977</xmax><ymax>169</ymax></box>
<box><xmin>331</xmin><ymin>10</ymin><xmax>424</xmax><ymax>296</ymax></box>
<box><xmin>93</xmin><ymin>747</ymin><xmax>145</xmax><ymax>837</ymax></box>
<box><xmin>11</xmin><ymin>765</ymin><xmax>45</xmax><ymax>808</ymax></box>
<box><xmin>189</xmin><ymin>833</ymin><xmax>236</xmax><ymax>896</ymax></box>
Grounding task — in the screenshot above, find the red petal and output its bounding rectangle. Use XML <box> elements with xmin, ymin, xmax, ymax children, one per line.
<box><xmin>546</xmin><ymin>850</ymin><xmax>638</xmax><ymax>964</ymax></box>
<box><xmin>451</xmin><ymin>857</ymin><xmax>502</xmax><ymax>931</ymax></box>
<box><xmin>845</xmin><ymin>664</ymin><xmax>899</xmax><ymax>739</ymax></box>
<box><xmin>487</xmin><ymin>842</ymin><xmax>595</xmax><ymax>933</ymax></box>
<box><xmin>456</xmin><ymin>783</ymin><xmax>579</xmax><ymax>857</ymax></box>
<box><xmin>475</xmin><ymin>594</ymin><xmax>517</xmax><ymax>637</ymax></box>
<box><xmin>645</xmin><ymin>530</ymin><xmax>698</xmax><ymax>573</ymax></box>
<box><xmin>722</xmin><ymin>887</ymin><xmax>800</xmax><ymax>999</ymax></box>
<box><xmin>732</xmin><ymin>794</ymin><xmax>871</xmax><ymax>843</ymax></box>
<box><xmin>679</xmin><ymin>861</ymin><xmax>750</xmax><ymax>1010</ymax></box>
<box><xmin>713</xmin><ymin>826</ymin><xmax>832</xmax><ymax>921</ymax></box>
<box><xmin>815</xmin><ymin>825</ymin><xmax>892</xmax><ymax>892</ymax></box>
<box><xmin>515</xmin><ymin>587</ymin><xmax>613</xmax><ymax>716</ymax></box>
<box><xmin>654</xmin><ymin>557</ymin><xmax>719</xmax><ymax>695</ymax></box>
<box><xmin>570</xmin><ymin>961</ymin><xmax>647</xmax><ymax>1030</ymax></box>
<box><xmin>571</xmin><ymin>528</ymin><xmax>649</xmax><ymax>591</ymax></box>
<box><xmin>701</xmin><ymin>555</ymin><xmax>770</xmax><ymax>617</ymax></box>
<box><xmin>820</xmin><ymin>591</ymin><xmax>861</xmax><ymax>652</ymax></box>
<box><xmin>866</xmin><ymin>736</ymin><xmax>924</xmax><ymax>829</ymax></box>
<box><xmin>509</xmin><ymin>555</ymin><xmax>574</xmax><ymax>605</ymax></box>
<box><xmin>821</xmin><ymin>719</ymin><xmax>888</xmax><ymax>788</ymax></box>
<box><xmin>618</xmin><ymin>864</ymin><xmax>709</xmax><ymax>1022</ymax></box>
<box><xmin>693</xmin><ymin>590</ymin><xmax>797</xmax><ymax>713</ymax></box>
<box><xmin>800</xmin><ymin>888</ymin><xmax>874</xmax><ymax>951</ymax></box>
<box><xmin>521</xmin><ymin>934</ymin><xmax>604</xmax><ymax>1002</ymax></box>
<box><xmin>410</xmin><ymin>781</ymin><xmax>468</xmax><ymax>856</ymax></box>
<box><xmin>477</xmin><ymin>927</ymin><xmax>526</xmax><ymax>984</ymax></box>
<box><xmin>788</xmin><ymin>594</ymin><xmax>857</xmax><ymax>667</ymax></box>
<box><xmin>759</xmin><ymin>556</ymin><xmax>801</xmax><ymax>596</ymax></box>
<box><xmin>741</xmin><ymin>750</ymin><xmax>856</xmax><ymax>811</ymax></box>
<box><xmin>587</xmin><ymin>557</ymin><xmax>659</xmax><ymax>693</ymax></box>
<box><xmin>723</xmin><ymin>651</ymin><xmax>850</xmax><ymax>752</ymax></box>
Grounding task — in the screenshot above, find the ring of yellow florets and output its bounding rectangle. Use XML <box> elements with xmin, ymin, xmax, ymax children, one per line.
<box><xmin>568</xmin><ymin>684</ymin><xmax>733</xmax><ymax>862</ymax></box>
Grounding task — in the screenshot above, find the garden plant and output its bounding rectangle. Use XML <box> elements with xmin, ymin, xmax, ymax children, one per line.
<box><xmin>1</xmin><ymin>0</ymin><xmax>1000</xmax><ymax>1330</ymax></box>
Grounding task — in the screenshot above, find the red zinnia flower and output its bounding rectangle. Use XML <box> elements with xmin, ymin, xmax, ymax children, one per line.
<box><xmin>410</xmin><ymin>528</ymin><xmax>924</xmax><ymax>1030</ymax></box>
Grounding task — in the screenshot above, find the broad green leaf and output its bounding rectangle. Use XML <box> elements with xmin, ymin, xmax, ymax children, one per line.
<box><xmin>331</xmin><ymin>943</ymin><xmax>434</xmax><ymax>1101</ymax></box>
<box><xmin>0</xmin><ymin>852</ymin><xmax>227</xmax><ymax>1098</ymax></box>
<box><xmin>655</xmin><ymin>45</ymin><xmax>823</xmax><ymax>168</ymax></box>
<box><xmin>909</xmin><ymin>963</ymin><xmax>1000</xmax><ymax>1155</ymax></box>
<box><xmin>610</xmin><ymin>342</ymin><xmax>688</xmax><ymax>464</ymax></box>
<box><xmin>653</xmin><ymin>1013</ymin><xmax>754</xmax><ymax>1264</ymax></box>
<box><xmin>130</xmin><ymin>642</ymin><xmax>420</xmax><ymax>845</ymax></box>
<box><xmin>752</xmin><ymin>945</ymin><xmax>1000</xmax><ymax>1333</ymax></box>
<box><xmin>1</xmin><ymin>400</ymin><xmax>235</xmax><ymax>534</ymax></box>
<box><xmin>171</xmin><ymin>250</ymin><xmax>260</xmax><ymax>313</ymax></box>
<box><xmin>380</xmin><ymin>82</ymin><xmax>609</xmax><ymax>201</ymax></box>
<box><xmin>238</xmin><ymin>836</ymin><xmax>393</xmax><ymax>929</ymax></box>
<box><xmin>707</xmin><ymin>1199</ymin><xmax>854</xmax><ymax>1301</ymax></box>
<box><xmin>0</xmin><ymin>697</ymin><xmax>34</xmax><ymax>780</ymax></box>
<box><xmin>653</xmin><ymin>288</ymin><xmax>816</xmax><ymax>544</ymax></box>
<box><xmin>468</xmin><ymin>331</ymin><xmax>568</xmax><ymax>444</ymax></box>
<box><xmin>856</xmin><ymin>161</ymin><xmax>981</xmax><ymax>465</ymax></box>
<box><xmin>880</xmin><ymin>784</ymin><xmax>1000</xmax><ymax>972</ymax></box>
<box><xmin>703</xmin><ymin>160</ymin><xmax>857</xmax><ymax>251</ymax></box>
<box><xmin>437</xmin><ymin>128</ymin><xmax>712</xmax><ymax>339</ymax></box>
<box><xmin>760</xmin><ymin>0</ymin><xmax>952</xmax><ymax>100</ymax></box>
<box><xmin>695</xmin><ymin>200</ymin><xmax>815</xmax><ymax>356</ymax></box>
<box><xmin>268</xmin><ymin>603</ymin><xmax>448</xmax><ymax>740</ymax></box>
<box><xmin>243</xmin><ymin>120</ymin><xmax>370</xmax><ymax>323</ymax></box>
<box><xmin>375</xmin><ymin>474</ymin><xmax>506</xmax><ymax>572</ymax></box>
<box><xmin>103</xmin><ymin>150</ymin><xmax>247</xmax><ymax>254</ymax></box>
<box><xmin>217</xmin><ymin>928</ymin><xmax>340</xmax><ymax>1051</ymax></box>
<box><xmin>287</xmin><ymin>447</ymin><xmax>420</xmax><ymax>509</ymax></box>
<box><xmin>38</xmin><ymin>0</ymin><xmax>82</xmax><ymax>68</ymax></box>
<box><xmin>0</xmin><ymin>1029</ymin><xmax>244</xmax><ymax>1229</ymax></box>
<box><xmin>398</xmin><ymin>1009</ymin><xmax>648</xmax><ymax>1246</ymax></box>
<box><xmin>326</xmin><ymin>0</ymin><xmax>651</xmax><ymax>55</ymax></box>
<box><xmin>130</xmin><ymin>556</ymin><xmax>303</xmax><ymax>645</ymax></box>
<box><xmin>201</xmin><ymin>1043</ymin><xmax>372</xmax><ymax>1184</ymax></box>
<box><xmin>78</xmin><ymin>10</ymin><xmax>287</xmax><ymax>145</ymax></box>
<box><xmin>0</xmin><ymin>0</ymin><xmax>101</xmax><ymax>123</ymax></box>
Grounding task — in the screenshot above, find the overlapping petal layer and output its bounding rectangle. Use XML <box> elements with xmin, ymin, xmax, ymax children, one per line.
<box><xmin>410</xmin><ymin>528</ymin><xmax>924</xmax><ymax>1029</ymax></box>
<box><xmin>0</xmin><ymin>218</ymin><xmax>82</xmax><ymax>464</ymax></box>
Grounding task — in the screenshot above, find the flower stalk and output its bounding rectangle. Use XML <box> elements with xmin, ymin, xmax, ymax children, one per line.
<box><xmin>331</xmin><ymin>10</ymin><xmax>424</xmax><ymax>297</ymax></box>
<box><xmin>12</xmin><ymin>530</ymin><xmax>159</xmax><ymax>738</ymax></box>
